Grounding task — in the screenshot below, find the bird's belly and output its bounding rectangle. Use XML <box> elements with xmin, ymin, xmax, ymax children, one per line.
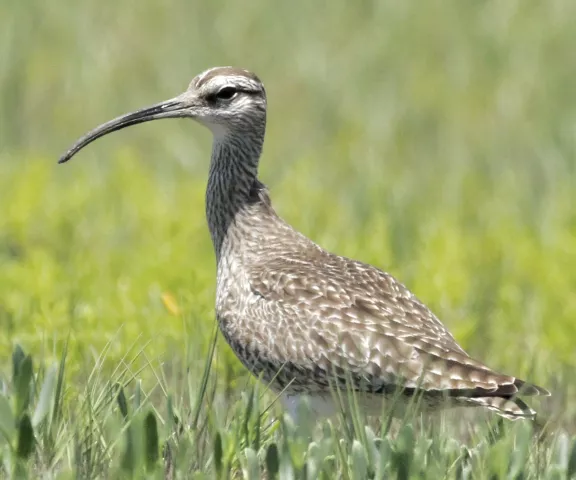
<box><xmin>218</xmin><ymin>322</ymin><xmax>296</xmax><ymax>389</ymax></box>
<box><xmin>217</xmin><ymin>316</ymin><xmax>382</xmax><ymax>401</ymax></box>
<box><xmin>218</xmin><ymin>317</ymin><xmax>486</xmax><ymax>420</ymax></box>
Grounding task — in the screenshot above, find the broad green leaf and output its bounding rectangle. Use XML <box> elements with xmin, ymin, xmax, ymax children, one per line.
<box><xmin>376</xmin><ymin>438</ymin><xmax>392</xmax><ymax>480</ymax></box>
<box><xmin>567</xmin><ymin>437</ymin><xmax>576</xmax><ymax>479</ymax></box>
<box><xmin>175</xmin><ymin>436</ymin><xmax>193</xmax><ymax>473</ymax></box>
<box><xmin>555</xmin><ymin>432</ymin><xmax>570</xmax><ymax>469</ymax></box>
<box><xmin>243</xmin><ymin>447</ymin><xmax>260</xmax><ymax>480</ymax></box>
<box><xmin>16</xmin><ymin>413</ymin><xmax>34</xmax><ymax>460</ymax></box>
<box><xmin>121</xmin><ymin>426</ymin><xmax>135</xmax><ymax>473</ymax></box>
<box><xmin>508</xmin><ymin>421</ymin><xmax>531</xmax><ymax>479</ymax></box>
<box><xmin>14</xmin><ymin>355</ymin><xmax>33</xmax><ymax>419</ymax></box>
<box><xmin>306</xmin><ymin>442</ymin><xmax>320</xmax><ymax>480</ymax></box>
<box><xmin>0</xmin><ymin>395</ymin><xmax>15</xmax><ymax>444</ymax></box>
<box><xmin>32</xmin><ymin>365</ymin><xmax>57</xmax><ymax>428</ymax></box>
<box><xmin>350</xmin><ymin>440</ymin><xmax>368</xmax><ymax>480</ymax></box>
<box><xmin>394</xmin><ymin>424</ymin><xmax>415</xmax><ymax>480</ymax></box>
<box><xmin>213</xmin><ymin>432</ymin><xmax>223</xmax><ymax>476</ymax></box>
<box><xmin>266</xmin><ymin>442</ymin><xmax>280</xmax><ymax>479</ymax></box>
<box><xmin>116</xmin><ymin>384</ymin><xmax>128</xmax><ymax>420</ymax></box>
<box><xmin>280</xmin><ymin>438</ymin><xmax>295</xmax><ymax>480</ymax></box>
<box><xmin>144</xmin><ymin>411</ymin><xmax>159</xmax><ymax>472</ymax></box>
<box><xmin>364</xmin><ymin>425</ymin><xmax>379</xmax><ymax>471</ymax></box>
<box><xmin>12</xmin><ymin>345</ymin><xmax>26</xmax><ymax>385</ymax></box>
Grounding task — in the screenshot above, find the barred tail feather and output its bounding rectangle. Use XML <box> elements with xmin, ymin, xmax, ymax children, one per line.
<box><xmin>461</xmin><ymin>396</ymin><xmax>536</xmax><ymax>420</ymax></box>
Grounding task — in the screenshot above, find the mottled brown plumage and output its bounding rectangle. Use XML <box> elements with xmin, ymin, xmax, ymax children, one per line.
<box><xmin>59</xmin><ymin>66</ymin><xmax>549</xmax><ymax>420</ymax></box>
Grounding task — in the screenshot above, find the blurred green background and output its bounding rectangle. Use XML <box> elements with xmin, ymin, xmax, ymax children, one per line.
<box><xmin>1</xmin><ymin>0</ymin><xmax>575</xmax><ymax>424</ymax></box>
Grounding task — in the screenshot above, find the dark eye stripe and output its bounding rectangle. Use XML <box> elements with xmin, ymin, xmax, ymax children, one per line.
<box><xmin>206</xmin><ymin>88</ymin><xmax>258</xmax><ymax>103</ymax></box>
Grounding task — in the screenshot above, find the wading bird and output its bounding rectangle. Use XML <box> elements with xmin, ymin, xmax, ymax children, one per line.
<box><xmin>59</xmin><ymin>66</ymin><xmax>549</xmax><ymax>420</ymax></box>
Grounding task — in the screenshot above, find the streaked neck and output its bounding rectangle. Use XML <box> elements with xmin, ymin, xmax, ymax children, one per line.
<box><xmin>205</xmin><ymin>128</ymin><xmax>265</xmax><ymax>260</ymax></box>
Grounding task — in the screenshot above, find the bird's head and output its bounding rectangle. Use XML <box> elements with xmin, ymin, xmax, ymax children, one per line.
<box><xmin>59</xmin><ymin>66</ymin><xmax>267</xmax><ymax>164</ymax></box>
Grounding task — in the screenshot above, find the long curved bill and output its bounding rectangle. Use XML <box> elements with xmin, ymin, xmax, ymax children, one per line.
<box><xmin>58</xmin><ymin>95</ymin><xmax>189</xmax><ymax>164</ymax></box>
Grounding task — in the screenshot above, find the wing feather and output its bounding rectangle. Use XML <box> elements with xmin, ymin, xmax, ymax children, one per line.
<box><xmin>244</xmin><ymin>248</ymin><xmax>548</xmax><ymax>398</ymax></box>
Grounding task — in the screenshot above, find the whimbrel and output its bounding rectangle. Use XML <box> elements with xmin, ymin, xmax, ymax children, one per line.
<box><xmin>59</xmin><ymin>66</ymin><xmax>549</xmax><ymax>420</ymax></box>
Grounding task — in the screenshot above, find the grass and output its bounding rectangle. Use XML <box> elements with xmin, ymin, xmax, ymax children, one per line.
<box><xmin>1</xmin><ymin>0</ymin><xmax>576</xmax><ymax>477</ymax></box>
<box><xmin>2</xmin><ymin>343</ymin><xmax>576</xmax><ymax>478</ymax></box>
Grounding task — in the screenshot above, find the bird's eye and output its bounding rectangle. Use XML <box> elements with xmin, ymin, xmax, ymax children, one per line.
<box><xmin>215</xmin><ymin>87</ymin><xmax>238</xmax><ymax>101</ymax></box>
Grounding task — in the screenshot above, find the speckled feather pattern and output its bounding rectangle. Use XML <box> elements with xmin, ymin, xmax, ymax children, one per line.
<box><xmin>214</xmin><ymin>186</ymin><xmax>546</xmax><ymax>419</ymax></box>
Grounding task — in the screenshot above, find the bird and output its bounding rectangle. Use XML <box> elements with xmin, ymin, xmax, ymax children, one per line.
<box><xmin>59</xmin><ymin>66</ymin><xmax>549</xmax><ymax>421</ymax></box>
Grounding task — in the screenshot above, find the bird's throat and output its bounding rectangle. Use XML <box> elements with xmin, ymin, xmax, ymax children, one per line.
<box><xmin>205</xmin><ymin>137</ymin><xmax>263</xmax><ymax>260</ymax></box>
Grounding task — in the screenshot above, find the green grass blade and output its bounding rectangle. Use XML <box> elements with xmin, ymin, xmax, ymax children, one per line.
<box><xmin>51</xmin><ymin>335</ymin><xmax>68</xmax><ymax>434</ymax></box>
<box><xmin>191</xmin><ymin>321</ymin><xmax>218</xmax><ymax>430</ymax></box>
